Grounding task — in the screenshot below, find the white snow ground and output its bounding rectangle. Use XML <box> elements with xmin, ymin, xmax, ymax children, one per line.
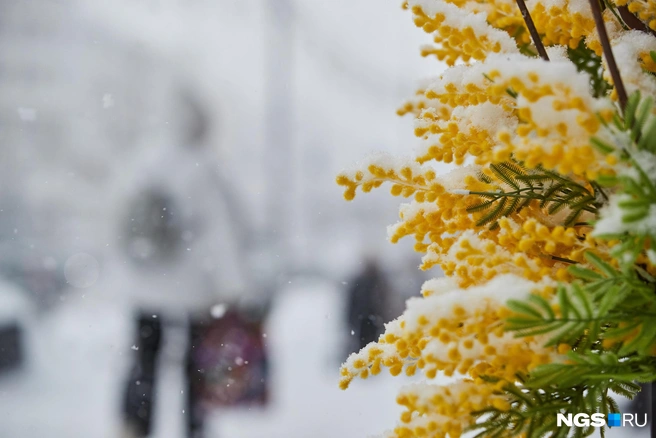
<box><xmin>0</xmin><ymin>280</ymin><xmax>414</xmax><ymax>438</ymax></box>
<box><xmin>0</xmin><ymin>280</ymin><xmax>647</xmax><ymax>438</ymax></box>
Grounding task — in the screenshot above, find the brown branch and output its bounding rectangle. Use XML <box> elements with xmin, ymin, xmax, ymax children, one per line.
<box><xmin>618</xmin><ymin>5</ymin><xmax>656</xmax><ymax>38</ymax></box>
<box><xmin>515</xmin><ymin>0</ymin><xmax>550</xmax><ymax>61</ymax></box>
<box><xmin>589</xmin><ymin>0</ymin><xmax>628</xmax><ymax>111</ymax></box>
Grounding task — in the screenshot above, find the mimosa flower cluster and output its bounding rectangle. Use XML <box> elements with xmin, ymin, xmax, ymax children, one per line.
<box><xmin>338</xmin><ymin>0</ymin><xmax>656</xmax><ymax>436</ymax></box>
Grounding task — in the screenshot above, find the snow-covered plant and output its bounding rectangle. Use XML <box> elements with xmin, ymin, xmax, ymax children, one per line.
<box><xmin>337</xmin><ymin>0</ymin><xmax>656</xmax><ymax>436</ymax></box>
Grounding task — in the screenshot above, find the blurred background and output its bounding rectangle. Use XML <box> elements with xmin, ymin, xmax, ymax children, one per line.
<box><xmin>0</xmin><ymin>1</ymin><xmax>441</xmax><ymax>437</ymax></box>
<box><xmin>0</xmin><ymin>1</ymin><xmax>644</xmax><ymax>437</ymax></box>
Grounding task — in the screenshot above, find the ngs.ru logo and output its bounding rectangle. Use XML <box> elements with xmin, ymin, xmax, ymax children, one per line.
<box><xmin>557</xmin><ymin>412</ymin><xmax>648</xmax><ymax>428</ymax></box>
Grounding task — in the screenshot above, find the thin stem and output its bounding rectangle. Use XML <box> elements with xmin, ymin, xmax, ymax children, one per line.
<box><xmin>590</xmin><ymin>181</ymin><xmax>609</xmax><ymax>201</ymax></box>
<box><xmin>468</xmin><ymin>190</ymin><xmax>540</xmax><ymax>199</ymax></box>
<box><xmin>515</xmin><ymin>0</ymin><xmax>550</xmax><ymax>61</ymax></box>
<box><xmin>588</xmin><ymin>0</ymin><xmax>628</xmax><ymax>111</ymax></box>
<box><xmin>604</xmin><ymin>0</ymin><xmax>630</xmax><ymax>29</ymax></box>
<box><xmin>551</xmin><ymin>255</ymin><xmax>577</xmax><ymax>264</ymax></box>
<box><xmin>617</xmin><ymin>5</ymin><xmax>656</xmax><ymax>38</ymax></box>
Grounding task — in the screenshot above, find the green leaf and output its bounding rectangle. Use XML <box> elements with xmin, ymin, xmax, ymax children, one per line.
<box><xmin>540</xmin><ymin>183</ymin><xmax>565</xmax><ymax>207</ymax></box>
<box><xmin>563</xmin><ymin>208</ymin><xmax>584</xmax><ymax>227</ymax></box>
<box><xmin>617</xmin><ymin>198</ymin><xmax>649</xmax><ymax>209</ymax></box>
<box><xmin>466</xmin><ymin>198</ymin><xmax>497</xmax><ymax>213</ymax></box>
<box><xmin>509</xmin><ymin>321</ymin><xmax>567</xmax><ymax>337</ymax></box>
<box><xmin>547</xmin><ymin>199</ymin><xmax>569</xmax><ymax>215</ymax></box>
<box><xmin>572</xmin><ymin>283</ymin><xmax>594</xmax><ymax>318</ymax></box>
<box><xmin>609</xmin><ymin>381</ymin><xmax>641</xmax><ymax>399</ymax></box>
<box><xmin>637</xmin><ymin>117</ymin><xmax>656</xmax><ymax>152</ymax></box>
<box><xmin>482</xmin><ymin>73</ymin><xmax>495</xmax><ymax>83</ymax></box>
<box><xmin>605</xmin><ymin>320</ymin><xmax>641</xmax><ymax>339</ymax></box>
<box><xmin>516</xmin><ymin>173</ymin><xmax>550</xmax><ymax>183</ymax></box>
<box><xmin>502</xmin><ymin>196</ymin><xmax>521</xmax><ymax>217</ymax></box>
<box><xmin>612</xmin><ymin>113</ymin><xmax>624</xmax><ymax>130</ymax></box>
<box><xmin>528</xmin><ymin>294</ymin><xmax>556</xmax><ymax>319</ymax></box>
<box><xmin>597</xmin><ymin>284</ymin><xmax>628</xmax><ymax>316</ymax></box>
<box><xmin>596</xmin><ymin>174</ymin><xmax>619</xmax><ymax>187</ymax></box>
<box><xmin>477</xmin><ymin>171</ymin><xmax>493</xmax><ymax>184</ymax></box>
<box><xmin>490</xmin><ymin>163</ymin><xmax>520</xmax><ymax>190</ymax></box>
<box><xmin>499</xmin><ymin>161</ymin><xmax>528</xmax><ymax>177</ymax></box>
<box><xmin>619</xmin><ymin>321</ymin><xmax>656</xmax><ymax>355</ymax></box>
<box><xmin>584</xmin><ymin>252</ymin><xmax>617</xmax><ymax>277</ymax></box>
<box><xmin>568</xmin><ymin>265</ymin><xmax>604</xmax><ymax>281</ymax></box>
<box><xmin>557</xmin><ymin>286</ymin><xmax>574</xmax><ymax>319</ymax></box>
<box><xmin>622</xmin><ymin>209</ymin><xmax>649</xmax><ymax>223</ymax></box>
<box><xmin>632</xmin><ymin>95</ymin><xmax>653</xmax><ymax>142</ymax></box>
<box><xmin>605</xmin><ymin>396</ymin><xmax>620</xmax><ymax>415</ymax></box>
<box><xmin>623</xmin><ymin>177</ymin><xmax>648</xmax><ymax>198</ymax></box>
<box><xmin>590</xmin><ymin>137</ymin><xmax>615</xmax><ymax>154</ymax></box>
<box><xmin>476</xmin><ymin>197</ymin><xmax>507</xmax><ymax>227</ymax></box>
<box><xmin>624</xmin><ymin>90</ymin><xmax>641</xmax><ymax>131</ymax></box>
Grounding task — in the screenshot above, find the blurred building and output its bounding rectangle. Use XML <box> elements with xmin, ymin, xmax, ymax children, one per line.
<box><xmin>0</xmin><ymin>0</ymin><xmax>268</xmax><ymax>308</ymax></box>
<box><xmin>0</xmin><ymin>0</ymin><xmax>184</xmax><ymax>305</ymax></box>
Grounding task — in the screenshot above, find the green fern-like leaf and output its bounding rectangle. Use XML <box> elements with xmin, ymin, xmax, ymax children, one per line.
<box><xmin>490</xmin><ymin>163</ymin><xmax>521</xmax><ymax>190</ymax></box>
<box><xmin>467</xmin><ymin>159</ymin><xmax>601</xmax><ymax>230</ymax></box>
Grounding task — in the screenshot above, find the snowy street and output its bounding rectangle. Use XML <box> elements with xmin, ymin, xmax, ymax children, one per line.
<box><xmin>0</xmin><ymin>280</ymin><xmax>418</xmax><ymax>438</ymax></box>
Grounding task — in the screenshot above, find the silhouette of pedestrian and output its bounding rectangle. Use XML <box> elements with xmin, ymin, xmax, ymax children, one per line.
<box><xmin>346</xmin><ymin>259</ymin><xmax>390</xmax><ymax>355</ymax></box>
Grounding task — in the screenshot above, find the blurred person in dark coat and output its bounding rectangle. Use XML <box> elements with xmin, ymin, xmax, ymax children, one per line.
<box><xmin>346</xmin><ymin>258</ymin><xmax>390</xmax><ymax>355</ymax></box>
<box><xmin>115</xmin><ymin>94</ymin><xmax>251</xmax><ymax>438</ymax></box>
